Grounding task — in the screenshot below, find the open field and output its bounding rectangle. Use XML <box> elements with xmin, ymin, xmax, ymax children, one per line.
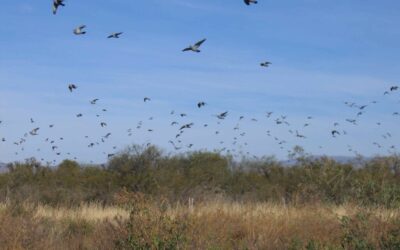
<box><xmin>0</xmin><ymin>200</ymin><xmax>399</xmax><ymax>250</ymax></box>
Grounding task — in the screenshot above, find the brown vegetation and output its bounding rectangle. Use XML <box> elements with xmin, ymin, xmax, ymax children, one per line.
<box><xmin>0</xmin><ymin>144</ymin><xmax>399</xmax><ymax>249</ymax></box>
<box><xmin>0</xmin><ymin>199</ymin><xmax>399</xmax><ymax>249</ymax></box>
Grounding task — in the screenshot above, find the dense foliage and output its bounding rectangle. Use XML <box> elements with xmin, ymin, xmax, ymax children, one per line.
<box><xmin>1</xmin><ymin>144</ymin><xmax>399</xmax><ymax>207</ymax></box>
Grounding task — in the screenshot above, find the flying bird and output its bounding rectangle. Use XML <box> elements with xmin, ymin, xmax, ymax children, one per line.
<box><xmin>197</xmin><ymin>102</ymin><xmax>206</xmax><ymax>108</ymax></box>
<box><xmin>260</xmin><ymin>61</ymin><xmax>271</xmax><ymax>67</ymax></box>
<box><xmin>90</xmin><ymin>99</ymin><xmax>99</xmax><ymax>105</ymax></box>
<box><xmin>180</xmin><ymin>123</ymin><xmax>194</xmax><ymax>130</ymax></box>
<box><xmin>144</xmin><ymin>97</ymin><xmax>151</xmax><ymax>102</ymax></box>
<box><xmin>52</xmin><ymin>0</ymin><xmax>65</xmax><ymax>15</ymax></box>
<box><xmin>331</xmin><ymin>130</ymin><xmax>340</xmax><ymax>137</ymax></box>
<box><xmin>108</xmin><ymin>32</ymin><xmax>123</xmax><ymax>39</ymax></box>
<box><xmin>73</xmin><ymin>25</ymin><xmax>87</xmax><ymax>35</ymax></box>
<box><xmin>182</xmin><ymin>39</ymin><xmax>207</xmax><ymax>53</ymax></box>
<box><xmin>29</xmin><ymin>128</ymin><xmax>40</xmax><ymax>136</ymax></box>
<box><xmin>244</xmin><ymin>0</ymin><xmax>258</xmax><ymax>5</ymax></box>
<box><xmin>68</xmin><ymin>84</ymin><xmax>77</xmax><ymax>92</ymax></box>
<box><xmin>216</xmin><ymin>111</ymin><xmax>229</xmax><ymax>120</ymax></box>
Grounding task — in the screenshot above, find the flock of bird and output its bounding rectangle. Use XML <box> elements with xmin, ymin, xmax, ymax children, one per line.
<box><xmin>0</xmin><ymin>0</ymin><xmax>399</xmax><ymax>165</ymax></box>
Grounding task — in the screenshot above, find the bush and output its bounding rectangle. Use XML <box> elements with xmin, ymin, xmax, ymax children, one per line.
<box><xmin>0</xmin><ymin>144</ymin><xmax>399</xmax><ymax>207</ymax></box>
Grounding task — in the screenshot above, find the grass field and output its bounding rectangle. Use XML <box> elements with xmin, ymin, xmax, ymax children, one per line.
<box><xmin>0</xmin><ymin>200</ymin><xmax>399</xmax><ymax>249</ymax></box>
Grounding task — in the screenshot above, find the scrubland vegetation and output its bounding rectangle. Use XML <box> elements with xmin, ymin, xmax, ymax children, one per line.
<box><xmin>0</xmin><ymin>145</ymin><xmax>400</xmax><ymax>249</ymax></box>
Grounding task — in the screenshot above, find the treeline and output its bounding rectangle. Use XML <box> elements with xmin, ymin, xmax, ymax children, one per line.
<box><xmin>0</xmin><ymin>144</ymin><xmax>399</xmax><ymax>207</ymax></box>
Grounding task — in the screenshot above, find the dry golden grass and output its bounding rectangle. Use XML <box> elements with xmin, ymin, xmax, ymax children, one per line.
<box><xmin>33</xmin><ymin>202</ymin><xmax>129</xmax><ymax>222</ymax></box>
<box><xmin>0</xmin><ymin>200</ymin><xmax>399</xmax><ymax>249</ymax></box>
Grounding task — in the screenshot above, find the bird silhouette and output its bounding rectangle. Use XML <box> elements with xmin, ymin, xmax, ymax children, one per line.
<box><xmin>260</xmin><ymin>61</ymin><xmax>271</xmax><ymax>67</ymax></box>
<box><xmin>90</xmin><ymin>99</ymin><xmax>99</xmax><ymax>105</ymax></box>
<box><xmin>52</xmin><ymin>0</ymin><xmax>65</xmax><ymax>15</ymax></box>
<box><xmin>107</xmin><ymin>32</ymin><xmax>123</xmax><ymax>39</ymax></box>
<box><xmin>244</xmin><ymin>0</ymin><xmax>258</xmax><ymax>5</ymax></box>
<box><xmin>73</xmin><ymin>25</ymin><xmax>86</xmax><ymax>35</ymax></box>
<box><xmin>182</xmin><ymin>39</ymin><xmax>207</xmax><ymax>53</ymax></box>
<box><xmin>197</xmin><ymin>102</ymin><xmax>206</xmax><ymax>108</ymax></box>
<box><xmin>216</xmin><ymin>111</ymin><xmax>228</xmax><ymax>120</ymax></box>
<box><xmin>68</xmin><ymin>84</ymin><xmax>77</xmax><ymax>92</ymax></box>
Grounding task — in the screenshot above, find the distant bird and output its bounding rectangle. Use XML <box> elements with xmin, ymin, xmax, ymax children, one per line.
<box><xmin>346</xmin><ymin>119</ymin><xmax>357</xmax><ymax>125</ymax></box>
<box><xmin>260</xmin><ymin>61</ymin><xmax>271</xmax><ymax>67</ymax></box>
<box><xmin>29</xmin><ymin>128</ymin><xmax>40</xmax><ymax>136</ymax></box>
<box><xmin>244</xmin><ymin>0</ymin><xmax>258</xmax><ymax>5</ymax></box>
<box><xmin>182</xmin><ymin>38</ymin><xmax>207</xmax><ymax>53</ymax></box>
<box><xmin>216</xmin><ymin>111</ymin><xmax>228</xmax><ymax>120</ymax></box>
<box><xmin>73</xmin><ymin>25</ymin><xmax>86</xmax><ymax>35</ymax></box>
<box><xmin>144</xmin><ymin>97</ymin><xmax>151</xmax><ymax>102</ymax></box>
<box><xmin>76</xmin><ymin>113</ymin><xmax>83</xmax><ymax>118</ymax></box>
<box><xmin>90</xmin><ymin>99</ymin><xmax>99</xmax><ymax>105</ymax></box>
<box><xmin>68</xmin><ymin>84</ymin><xmax>77</xmax><ymax>92</ymax></box>
<box><xmin>331</xmin><ymin>130</ymin><xmax>340</xmax><ymax>137</ymax></box>
<box><xmin>108</xmin><ymin>32</ymin><xmax>123</xmax><ymax>39</ymax></box>
<box><xmin>180</xmin><ymin>123</ymin><xmax>194</xmax><ymax>130</ymax></box>
<box><xmin>197</xmin><ymin>102</ymin><xmax>206</xmax><ymax>108</ymax></box>
<box><xmin>390</xmin><ymin>86</ymin><xmax>398</xmax><ymax>91</ymax></box>
<box><xmin>359</xmin><ymin>105</ymin><xmax>367</xmax><ymax>110</ymax></box>
<box><xmin>52</xmin><ymin>0</ymin><xmax>65</xmax><ymax>15</ymax></box>
<box><xmin>30</xmin><ymin>118</ymin><xmax>35</xmax><ymax>123</ymax></box>
<box><xmin>295</xmin><ymin>131</ymin><xmax>306</xmax><ymax>139</ymax></box>
<box><xmin>100</xmin><ymin>122</ymin><xmax>107</xmax><ymax>127</ymax></box>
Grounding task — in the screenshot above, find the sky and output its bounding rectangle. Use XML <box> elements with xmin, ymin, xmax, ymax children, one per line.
<box><xmin>0</xmin><ymin>0</ymin><xmax>400</xmax><ymax>164</ymax></box>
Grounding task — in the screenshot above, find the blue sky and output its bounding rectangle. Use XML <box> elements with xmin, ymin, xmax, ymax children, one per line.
<box><xmin>0</xmin><ymin>0</ymin><xmax>400</xmax><ymax>164</ymax></box>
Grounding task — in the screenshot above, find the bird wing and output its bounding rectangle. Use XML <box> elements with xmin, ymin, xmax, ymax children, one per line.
<box><xmin>194</xmin><ymin>38</ymin><xmax>206</xmax><ymax>47</ymax></box>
